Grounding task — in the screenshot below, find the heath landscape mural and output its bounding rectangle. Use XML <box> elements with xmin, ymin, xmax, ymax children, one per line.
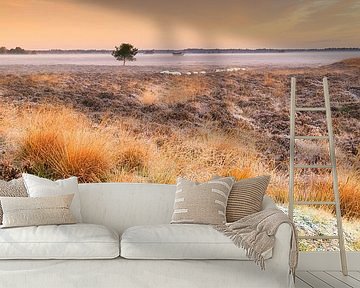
<box><xmin>0</xmin><ymin>0</ymin><xmax>359</xmax><ymax>251</ymax></box>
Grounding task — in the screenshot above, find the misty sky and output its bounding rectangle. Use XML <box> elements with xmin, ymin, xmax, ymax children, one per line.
<box><xmin>1</xmin><ymin>0</ymin><xmax>359</xmax><ymax>49</ymax></box>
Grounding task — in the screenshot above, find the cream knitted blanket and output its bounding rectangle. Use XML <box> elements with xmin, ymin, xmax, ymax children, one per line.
<box><xmin>214</xmin><ymin>208</ymin><xmax>298</xmax><ymax>276</ymax></box>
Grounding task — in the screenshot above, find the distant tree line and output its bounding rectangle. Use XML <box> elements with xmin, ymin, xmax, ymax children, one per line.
<box><xmin>139</xmin><ymin>47</ymin><xmax>360</xmax><ymax>54</ymax></box>
<box><xmin>37</xmin><ymin>49</ymin><xmax>111</xmax><ymax>54</ymax></box>
<box><xmin>0</xmin><ymin>46</ymin><xmax>36</xmax><ymax>54</ymax></box>
<box><xmin>1</xmin><ymin>46</ymin><xmax>359</xmax><ymax>56</ymax></box>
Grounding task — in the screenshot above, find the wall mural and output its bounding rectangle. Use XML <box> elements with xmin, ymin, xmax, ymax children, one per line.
<box><xmin>0</xmin><ymin>0</ymin><xmax>359</xmax><ymax>252</ymax></box>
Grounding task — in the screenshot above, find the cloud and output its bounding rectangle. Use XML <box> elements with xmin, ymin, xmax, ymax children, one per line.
<box><xmin>58</xmin><ymin>0</ymin><xmax>359</xmax><ymax>47</ymax></box>
<box><xmin>3</xmin><ymin>0</ymin><xmax>359</xmax><ymax>48</ymax></box>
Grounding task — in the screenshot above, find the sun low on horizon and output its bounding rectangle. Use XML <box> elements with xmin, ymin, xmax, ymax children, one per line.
<box><xmin>1</xmin><ymin>0</ymin><xmax>359</xmax><ymax>50</ymax></box>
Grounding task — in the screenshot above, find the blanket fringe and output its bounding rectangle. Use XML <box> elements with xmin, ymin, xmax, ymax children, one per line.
<box><xmin>214</xmin><ymin>225</ymin><xmax>266</xmax><ymax>270</ymax></box>
<box><xmin>214</xmin><ymin>209</ymin><xmax>298</xmax><ymax>275</ymax></box>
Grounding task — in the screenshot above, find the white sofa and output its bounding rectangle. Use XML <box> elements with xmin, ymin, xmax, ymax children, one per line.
<box><xmin>0</xmin><ymin>183</ymin><xmax>294</xmax><ymax>288</ymax></box>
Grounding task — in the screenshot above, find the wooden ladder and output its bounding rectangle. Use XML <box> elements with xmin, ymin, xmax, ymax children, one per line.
<box><xmin>289</xmin><ymin>77</ymin><xmax>348</xmax><ymax>275</ymax></box>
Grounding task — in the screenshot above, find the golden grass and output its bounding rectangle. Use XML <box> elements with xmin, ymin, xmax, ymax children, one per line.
<box><xmin>28</xmin><ymin>74</ymin><xmax>65</xmax><ymax>84</ymax></box>
<box><xmin>153</xmin><ymin>131</ymin><xmax>265</xmax><ymax>182</ymax></box>
<box><xmin>141</xmin><ymin>76</ymin><xmax>210</xmax><ymax>104</ymax></box>
<box><xmin>165</xmin><ymin>76</ymin><xmax>209</xmax><ymax>103</ymax></box>
<box><xmin>141</xmin><ymin>89</ymin><xmax>158</xmax><ymax>105</ymax></box>
<box><xmin>266</xmin><ymin>171</ymin><xmax>360</xmax><ymax>219</ymax></box>
<box><xmin>0</xmin><ymin>103</ymin><xmax>359</xmax><ymax>220</ymax></box>
<box><xmin>263</xmin><ymin>73</ymin><xmax>286</xmax><ymax>98</ymax></box>
<box><xmin>2</xmin><ymin>105</ymin><xmax>115</xmax><ymax>182</ymax></box>
<box><xmin>264</xmin><ymin>73</ymin><xmax>275</xmax><ymax>87</ymax></box>
<box><xmin>140</xmin><ymin>83</ymin><xmax>163</xmax><ymax>105</ymax></box>
<box><xmin>116</xmin><ymin>141</ymin><xmax>150</xmax><ymax>172</ymax></box>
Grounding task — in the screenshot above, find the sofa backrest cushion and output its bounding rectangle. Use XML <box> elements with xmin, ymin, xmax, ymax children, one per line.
<box><xmin>78</xmin><ymin>183</ymin><xmax>175</xmax><ymax>235</ymax></box>
<box><xmin>78</xmin><ymin>183</ymin><xmax>277</xmax><ymax>235</ymax></box>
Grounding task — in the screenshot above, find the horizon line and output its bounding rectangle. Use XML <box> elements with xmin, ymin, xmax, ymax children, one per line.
<box><xmin>33</xmin><ymin>47</ymin><xmax>360</xmax><ymax>50</ymax></box>
<box><xmin>2</xmin><ymin>46</ymin><xmax>360</xmax><ymax>51</ymax></box>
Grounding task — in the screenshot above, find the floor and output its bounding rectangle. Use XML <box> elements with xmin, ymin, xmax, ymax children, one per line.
<box><xmin>296</xmin><ymin>271</ymin><xmax>360</xmax><ymax>288</ymax></box>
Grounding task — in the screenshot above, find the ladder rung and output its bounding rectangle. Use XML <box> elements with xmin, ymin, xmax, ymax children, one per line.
<box><xmin>294</xmin><ymin>165</ymin><xmax>333</xmax><ymax>169</ymax></box>
<box><xmin>294</xmin><ymin>136</ymin><xmax>328</xmax><ymax>140</ymax></box>
<box><xmin>296</xmin><ymin>107</ymin><xmax>326</xmax><ymax>112</ymax></box>
<box><xmin>299</xmin><ymin>235</ymin><xmax>339</xmax><ymax>240</ymax></box>
<box><xmin>294</xmin><ymin>201</ymin><xmax>336</xmax><ymax>205</ymax></box>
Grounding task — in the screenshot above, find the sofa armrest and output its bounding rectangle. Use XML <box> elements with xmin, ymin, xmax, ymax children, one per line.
<box><xmin>260</xmin><ymin>197</ymin><xmax>295</xmax><ymax>287</ymax></box>
<box><xmin>270</xmin><ymin>222</ymin><xmax>292</xmax><ymax>267</ymax></box>
<box><xmin>268</xmin><ymin>221</ymin><xmax>295</xmax><ymax>288</ymax></box>
<box><xmin>261</xmin><ymin>197</ymin><xmax>292</xmax><ymax>269</ymax></box>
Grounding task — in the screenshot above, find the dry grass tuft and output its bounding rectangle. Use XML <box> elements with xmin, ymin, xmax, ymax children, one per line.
<box><xmin>140</xmin><ymin>76</ymin><xmax>210</xmax><ymax>104</ymax></box>
<box><xmin>146</xmin><ymin>154</ymin><xmax>178</xmax><ymax>184</ymax></box>
<box><xmin>4</xmin><ymin>105</ymin><xmax>114</xmax><ymax>182</ymax></box>
<box><xmin>141</xmin><ymin>85</ymin><xmax>160</xmax><ymax>105</ymax></box>
<box><xmin>117</xmin><ymin>144</ymin><xmax>150</xmax><ymax>172</ymax></box>
<box><xmin>267</xmin><ymin>170</ymin><xmax>360</xmax><ymax>219</ymax></box>
<box><xmin>264</xmin><ymin>73</ymin><xmax>275</xmax><ymax>87</ymax></box>
<box><xmin>163</xmin><ymin>76</ymin><xmax>210</xmax><ymax>103</ymax></box>
<box><xmin>140</xmin><ymin>75</ymin><xmax>210</xmax><ymax>105</ymax></box>
<box><xmin>141</xmin><ymin>90</ymin><xmax>158</xmax><ymax>105</ymax></box>
<box><xmin>338</xmin><ymin>173</ymin><xmax>360</xmax><ymax>219</ymax></box>
<box><xmin>306</xmin><ymin>172</ymin><xmax>360</xmax><ymax>219</ymax></box>
<box><xmin>222</xmin><ymin>167</ymin><xmax>255</xmax><ymax>180</ymax></box>
<box><xmin>263</xmin><ymin>73</ymin><xmax>286</xmax><ymax>98</ymax></box>
<box><xmin>28</xmin><ymin>74</ymin><xmax>65</xmax><ymax>84</ymax></box>
<box><xmin>107</xmin><ymin>169</ymin><xmax>146</xmax><ymax>183</ymax></box>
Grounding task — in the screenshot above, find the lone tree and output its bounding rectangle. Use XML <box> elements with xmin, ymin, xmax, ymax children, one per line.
<box><xmin>112</xmin><ymin>43</ymin><xmax>138</xmax><ymax>65</ymax></box>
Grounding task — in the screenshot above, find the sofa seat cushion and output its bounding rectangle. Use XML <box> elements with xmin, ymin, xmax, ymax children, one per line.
<box><xmin>0</xmin><ymin>224</ymin><xmax>119</xmax><ymax>259</ymax></box>
<box><xmin>121</xmin><ymin>224</ymin><xmax>272</xmax><ymax>260</ymax></box>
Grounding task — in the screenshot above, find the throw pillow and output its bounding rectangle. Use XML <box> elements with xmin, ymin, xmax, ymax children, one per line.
<box><xmin>171</xmin><ymin>177</ymin><xmax>234</xmax><ymax>225</ymax></box>
<box><xmin>0</xmin><ymin>194</ymin><xmax>76</xmax><ymax>228</ymax></box>
<box><xmin>22</xmin><ymin>173</ymin><xmax>82</xmax><ymax>222</ymax></box>
<box><xmin>218</xmin><ymin>175</ymin><xmax>271</xmax><ymax>222</ymax></box>
<box><xmin>0</xmin><ymin>178</ymin><xmax>28</xmax><ymax>224</ymax></box>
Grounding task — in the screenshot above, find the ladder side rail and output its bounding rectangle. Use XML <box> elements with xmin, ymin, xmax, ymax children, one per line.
<box><xmin>289</xmin><ymin>77</ymin><xmax>296</xmax><ymax>221</ymax></box>
<box><xmin>323</xmin><ymin>77</ymin><xmax>348</xmax><ymax>276</ymax></box>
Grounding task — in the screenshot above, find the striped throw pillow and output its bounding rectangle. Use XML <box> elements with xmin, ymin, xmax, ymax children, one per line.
<box><xmin>225</xmin><ymin>175</ymin><xmax>270</xmax><ymax>222</ymax></box>
<box><xmin>171</xmin><ymin>177</ymin><xmax>234</xmax><ymax>225</ymax></box>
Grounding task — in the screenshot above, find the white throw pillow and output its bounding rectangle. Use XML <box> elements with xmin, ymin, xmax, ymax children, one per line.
<box><xmin>22</xmin><ymin>173</ymin><xmax>82</xmax><ymax>222</ymax></box>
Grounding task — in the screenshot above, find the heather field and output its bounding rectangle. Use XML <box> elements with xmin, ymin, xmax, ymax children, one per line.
<box><xmin>0</xmin><ymin>58</ymin><xmax>359</xmax><ymax>251</ymax></box>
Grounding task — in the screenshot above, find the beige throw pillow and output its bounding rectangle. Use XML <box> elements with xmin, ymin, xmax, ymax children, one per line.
<box><xmin>171</xmin><ymin>177</ymin><xmax>234</xmax><ymax>225</ymax></box>
<box><xmin>224</xmin><ymin>175</ymin><xmax>271</xmax><ymax>222</ymax></box>
<box><xmin>0</xmin><ymin>194</ymin><xmax>76</xmax><ymax>228</ymax></box>
<box><xmin>0</xmin><ymin>178</ymin><xmax>28</xmax><ymax>224</ymax></box>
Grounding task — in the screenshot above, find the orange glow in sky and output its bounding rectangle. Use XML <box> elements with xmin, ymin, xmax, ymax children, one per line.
<box><xmin>1</xmin><ymin>0</ymin><xmax>359</xmax><ymax>49</ymax></box>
